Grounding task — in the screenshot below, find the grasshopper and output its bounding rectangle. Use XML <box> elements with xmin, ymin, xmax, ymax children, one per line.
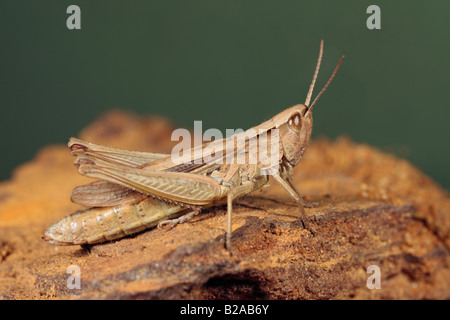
<box><xmin>43</xmin><ymin>40</ymin><xmax>344</xmax><ymax>250</ymax></box>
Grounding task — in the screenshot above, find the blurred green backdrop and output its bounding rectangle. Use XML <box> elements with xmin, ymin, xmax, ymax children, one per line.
<box><xmin>1</xmin><ymin>1</ymin><xmax>449</xmax><ymax>190</ymax></box>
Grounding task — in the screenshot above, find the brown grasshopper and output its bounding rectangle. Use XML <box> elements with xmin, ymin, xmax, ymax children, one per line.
<box><xmin>43</xmin><ymin>40</ymin><xmax>344</xmax><ymax>250</ymax></box>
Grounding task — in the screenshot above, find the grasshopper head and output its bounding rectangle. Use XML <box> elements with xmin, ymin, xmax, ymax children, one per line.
<box><xmin>278</xmin><ymin>40</ymin><xmax>344</xmax><ymax>168</ymax></box>
<box><xmin>277</xmin><ymin>104</ymin><xmax>313</xmax><ymax>167</ymax></box>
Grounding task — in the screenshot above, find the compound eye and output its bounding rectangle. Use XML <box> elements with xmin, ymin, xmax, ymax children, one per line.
<box><xmin>287</xmin><ymin>113</ymin><xmax>302</xmax><ymax>132</ymax></box>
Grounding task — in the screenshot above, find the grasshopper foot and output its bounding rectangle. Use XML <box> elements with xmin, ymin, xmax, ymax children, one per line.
<box><xmin>224</xmin><ymin>233</ymin><xmax>236</xmax><ymax>256</ymax></box>
<box><xmin>301</xmin><ymin>217</ymin><xmax>317</xmax><ymax>235</ymax></box>
<box><xmin>157</xmin><ymin>219</ymin><xmax>177</xmax><ymax>230</ymax></box>
<box><xmin>157</xmin><ymin>211</ymin><xmax>198</xmax><ymax>230</ymax></box>
<box><xmin>302</xmin><ymin>200</ymin><xmax>319</xmax><ymax>208</ymax></box>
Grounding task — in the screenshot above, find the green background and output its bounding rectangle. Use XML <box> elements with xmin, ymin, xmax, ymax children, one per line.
<box><xmin>1</xmin><ymin>1</ymin><xmax>449</xmax><ymax>190</ymax></box>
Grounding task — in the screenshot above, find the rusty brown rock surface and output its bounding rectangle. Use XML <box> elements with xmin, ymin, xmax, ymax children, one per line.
<box><xmin>0</xmin><ymin>110</ymin><xmax>449</xmax><ymax>299</ymax></box>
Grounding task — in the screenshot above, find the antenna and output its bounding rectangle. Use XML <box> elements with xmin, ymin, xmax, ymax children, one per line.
<box><xmin>304</xmin><ymin>40</ymin><xmax>324</xmax><ymax>107</ymax></box>
<box><xmin>307</xmin><ymin>55</ymin><xmax>345</xmax><ymax>113</ymax></box>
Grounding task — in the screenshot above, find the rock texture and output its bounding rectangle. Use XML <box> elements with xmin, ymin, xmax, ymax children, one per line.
<box><xmin>0</xmin><ymin>110</ymin><xmax>448</xmax><ymax>299</ymax></box>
